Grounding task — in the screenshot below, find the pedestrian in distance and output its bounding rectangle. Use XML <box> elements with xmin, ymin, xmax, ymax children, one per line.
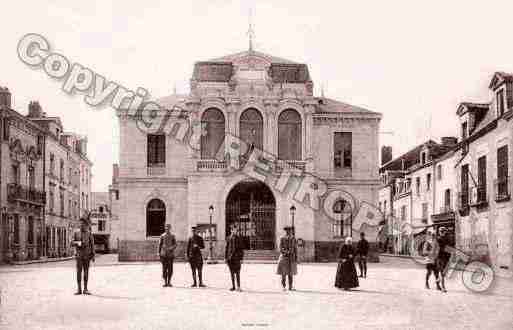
<box><xmin>225</xmin><ymin>224</ymin><xmax>244</xmax><ymax>291</ymax></box>
<box><xmin>334</xmin><ymin>236</ymin><xmax>359</xmax><ymax>291</ymax></box>
<box><xmin>422</xmin><ymin>231</ymin><xmax>442</xmax><ymax>290</ymax></box>
<box><xmin>187</xmin><ymin>226</ymin><xmax>206</xmax><ymax>287</ymax></box>
<box><xmin>158</xmin><ymin>224</ymin><xmax>177</xmax><ymax>287</ymax></box>
<box><xmin>356</xmin><ymin>232</ymin><xmax>369</xmax><ymax>278</ymax></box>
<box><xmin>276</xmin><ymin>226</ymin><xmax>298</xmax><ymax>291</ymax></box>
<box><xmin>72</xmin><ymin>214</ymin><xmax>95</xmax><ymax>295</ymax></box>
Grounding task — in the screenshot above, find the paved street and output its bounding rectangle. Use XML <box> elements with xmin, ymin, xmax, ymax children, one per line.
<box><xmin>1</xmin><ymin>255</ymin><xmax>512</xmax><ymax>330</ymax></box>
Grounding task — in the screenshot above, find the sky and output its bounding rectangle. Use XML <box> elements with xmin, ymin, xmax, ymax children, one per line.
<box><xmin>2</xmin><ymin>0</ymin><xmax>513</xmax><ymax>191</ymax></box>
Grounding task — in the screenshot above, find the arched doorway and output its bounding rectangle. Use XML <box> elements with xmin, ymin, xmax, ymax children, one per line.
<box><xmin>226</xmin><ymin>180</ymin><xmax>276</xmax><ymax>250</ymax></box>
<box><xmin>146</xmin><ymin>199</ymin><xmax>166</xmax><ymax>237</ymax></box>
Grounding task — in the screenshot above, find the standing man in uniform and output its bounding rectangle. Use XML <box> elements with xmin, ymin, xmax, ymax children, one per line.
<box><xmin>187</xmin><ymin>226</ymin><xmax>206</xmax><ymax>287</ymax></box>
<box><xmin>225</xmin><ymin>224</ymin><xmax>244</xmax><ymax>291</ymax></box>
<box><xmin>158</xmin><ymin>224</ymin><xmax>177</xmax><ymax>287</ymax></box>
<box><xmin>72</xmin><ymin>215</ymin><xmax>95</xmax><ymax>295</ymax></box>
<box><xmin>356</xmin><ymin>232</ymin><xmax>369</xmax><ymax>278</ymax></box>
<box><xmin>422</xmin><ymin>231</ymin><xmax>441</xmax><ymax>290</ymax></box>
<box><xmin>276</xmin><ymin>226</ymin><xmax>298</xmax><ymax>291</ymax></box>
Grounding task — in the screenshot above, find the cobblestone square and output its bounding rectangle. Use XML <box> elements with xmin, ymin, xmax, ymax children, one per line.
<box><xmin>1</xmin><ymin>255</ymin><xmax>512</xmax><ymax>330</ymax></box>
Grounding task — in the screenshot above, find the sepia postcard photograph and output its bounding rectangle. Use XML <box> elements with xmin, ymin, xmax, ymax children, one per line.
<box><xmin>0</xmin><ymin>1</ymin><xmax>512</xmax><ymax>329</ymax></box>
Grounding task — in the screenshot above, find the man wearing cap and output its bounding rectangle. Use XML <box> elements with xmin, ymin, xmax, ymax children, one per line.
<box><xmin>158</xmin><ymin>224</ymin><xmax>177</xmax><ymax>287</ymax></box>
<box><xmin>187</xmin><ymin>226</ymin><xmax>206</xmax><ymax>287</ymax></box>
<box><xmin>422</xmin><ymin>231</ymin><xmax>441</xmax><ymax>290</ymax></box>
<box><xmin>225</xmin><ymin>224</ymin><xmax>244</xmax><ymax>291</ymax></box>
<box><xmin>356</xmin><ymin>232</ymin><xmax>369</xmax><ymax>278</ymax></box>
<box><xmin>276</xmin><ymin>226</ymin><xmax>298</xmax><ymax>291</ymax></box>
<box><xmin>72</xmin><ymin>215</ymin><xmax>95</xmax><ymax>295</ymax></box>
<box><xmin>436</xmin><ymin>227</ymin><xmax>451</xmax><ymax>292</ymax></box>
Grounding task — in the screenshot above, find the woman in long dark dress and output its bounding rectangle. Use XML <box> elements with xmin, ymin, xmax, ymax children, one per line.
<box><xmin>335</xmin><ymin>237</ymin><xmax>359</xmax><ymax>290</ymax></box>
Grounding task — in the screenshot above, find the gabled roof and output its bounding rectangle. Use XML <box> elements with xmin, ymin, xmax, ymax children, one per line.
<box><xmin>489</xmin><ymin>71</ymin><xmax>513</xmax><ymax>90</ymax></box>
<box><xmin>208</xmin><ymin>50</ymin><xmax>298</xmax><ymax>64</ymax></box>
<box><xmin>380</xmin><ymin>140</ymin><xmax>452</xmax><ymax>173</ymax></box>
<box><xmin>313</xmin><ymin>97</ymin><xmax>381</xmax><ymax>115</ymax></box>
<box><xmin>456</xmin><ymin>102</ymin><xmax>489</xmax><ymax>116</ymax></box>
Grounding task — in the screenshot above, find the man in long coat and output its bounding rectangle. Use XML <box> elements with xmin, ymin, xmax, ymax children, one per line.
<box><xmin>187</xmin><ymin>226</ymin><xmax>206</xmax><ymax>287</ymax></box>
<box><xmin>158</xmin><ymin>224</ymin><xmax>177</xmax><ymax>287</ymax></box>
<box><xmin>225</xmin><ymin>224</ymin><xmax>244</xmax><ymax>291</ymax></box>
<box><xmin>72</xmin><ymin>216</ymin><xmax>95</xmax><ymax>295</ymax></box>
<box><xmin>276</xmin><ymin>226</ymin><xmax>298</xmax><ymax>291</ymax></box>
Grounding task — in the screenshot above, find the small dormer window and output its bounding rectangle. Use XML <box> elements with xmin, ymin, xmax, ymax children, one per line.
<box><xmin>497</xmin><ymin>89</ymin><xmax>505</xmax><ymax>117</ymax></box>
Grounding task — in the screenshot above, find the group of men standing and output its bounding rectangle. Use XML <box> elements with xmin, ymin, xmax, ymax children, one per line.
<box><xmin>71</xmin><ymin>216</ymin><xmax>371</xmax><ymax>294</ymax></box>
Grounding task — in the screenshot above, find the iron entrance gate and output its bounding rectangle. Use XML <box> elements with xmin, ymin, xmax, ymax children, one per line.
<box><xmin>226</xmin><ymin>181</ymin><xmax>276</xmax><ymax>250</ymax></box>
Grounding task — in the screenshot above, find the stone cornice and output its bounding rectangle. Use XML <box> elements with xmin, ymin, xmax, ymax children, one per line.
<box><xmin>116</xmin><ymin>177</ymin><xmax>188</xmax><ymax>185</ymax></box>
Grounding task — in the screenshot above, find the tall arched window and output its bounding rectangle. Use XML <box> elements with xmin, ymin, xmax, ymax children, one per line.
<box><xmin>240</xmin><ymin>108</ymin><xmax>263</xmax><ymax>150</ymax></box>
<box><xmin>278</xmin><ymin>109</ymin><xmax>302</xmax><ymax>160</ymax></box>
<box><xmin>201</xmin><ymin>108</ymin><xmax>225</xmax><ymax>159</ymax></box>
<box><xmin>146</xmin><ymin>199</ymin><xmax>166</xmax><ymax>237</ymax></box>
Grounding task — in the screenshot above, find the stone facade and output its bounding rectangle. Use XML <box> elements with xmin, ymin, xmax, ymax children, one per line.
<box><xmin>116</xmin><ymin>49</ymin><xmax>382</xmax><ymax>262</ymax></box>
<box><xmin>0</xmin><ymin>90</ymin><xmax>46</xmax><ymax>263</ymax></box>
<box><xmin>27</xmin><ymin>102</ymin><xmax>93</xmax><ymax>259</ymax></box>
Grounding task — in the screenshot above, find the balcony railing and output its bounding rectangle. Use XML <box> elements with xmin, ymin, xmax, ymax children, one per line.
<box><xmin>494</xmin><ymin>177</ymin><xmax>511</xmax><ymax>202</ymax></box>
<box><xmin>147</xmin><ymin>164</ymin><xmax>166</xmax><ymax>176</ymax></box>
<box><xmin>7</xmin><ymin>183</ymin><xmax>46</xmax><ymax>205</ymax></box>
<box><xmin>197</xmin><ymin>159</ymin><xmax>227</xmax><ymax>172</ymax></box>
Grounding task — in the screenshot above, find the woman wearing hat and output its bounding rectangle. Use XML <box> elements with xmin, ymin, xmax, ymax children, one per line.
<box><xmin>276</xmin><ymin>226</ymin><xmax>298</xmax><ymax>291</ymax></box>
<box><xmin>334</xmin><ymin>236</ymin><xmax>359</xmax><ymax>290</ymax></box>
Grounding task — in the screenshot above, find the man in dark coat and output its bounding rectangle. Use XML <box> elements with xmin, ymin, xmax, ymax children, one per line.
<box><xmin>436</xmin><ymin>227</ymin><xmax>452</xmax><ymax>292</ymax></box>
<box><xmin>158</xmin><ymin>224</ymin><xmax>177</xmax><ymax>287</ymax></box>
<box><xmin>356</xmin><ymin>232</ymin><xmax>369</xmax><ymax>278</ymax></box>
<box><xmin>187</xmin><ymin>226</ymin><xmax>206</xmax><ymax>287</ymax></box>
<box><xmin>225</xmin><ymin>224</ymin><xmax>244</xmax><ymax>291</ymax></box>
<box><xmin>72</xmin><ymin>216</ymin><xmax>95</xmax><ymax>295</ymax></box>
<box><xmin>276</xmin><ymin>226</ymin><xmax>298</xmax><ymax>291</ymax></box>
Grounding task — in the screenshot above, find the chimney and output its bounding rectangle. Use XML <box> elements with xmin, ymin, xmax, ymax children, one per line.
<box><xmin>441</xmin><ymin>136</ymin><xmax>458</xmax><ymax>147</ymax></box>
<box><xmin>381</xmin><ymin>146</ymin><xmax>392</xmax><ymax>165</ymax></box>
<box><xmin>0</xmin><ymin>87</ymin><xmax>12</xmax><ymax>108</ymax></box>
<box><xmin>112</xmin><ymin>164</ymin><xmax>119</xmax><ymax>184</ymax></box>
<box><xmin>27</xmin><ymin>101</ymin><xmax>43</xmax><ymax>118</ymax></box>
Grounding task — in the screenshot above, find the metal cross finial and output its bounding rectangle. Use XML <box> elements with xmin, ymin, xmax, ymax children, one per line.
<box><xmin>247</xmin><ymin>9</ymin><xmax>255</xmax><ymax>52</ymax></box>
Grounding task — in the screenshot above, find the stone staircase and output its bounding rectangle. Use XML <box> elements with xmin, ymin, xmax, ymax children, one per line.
<box><xmin>243</xmin><ymin>249</ymin><xmax>280</xmax><ymax>263</ymax></box>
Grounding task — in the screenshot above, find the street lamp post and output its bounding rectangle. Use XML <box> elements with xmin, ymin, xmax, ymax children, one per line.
<box><xmin>289</xmin><ymin>205</ymin><xmax>296</xmax><ymax>235</ymax></box>
<box><xmin>207</xmin><ymin>205</ymin><xmax>217</xmax><ymax>264</ymax></box>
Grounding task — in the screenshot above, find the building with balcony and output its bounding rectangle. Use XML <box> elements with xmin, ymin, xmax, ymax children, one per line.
<box><xmin>0</xmin><ymin>87</ymin><xmax>46</xmax><ymax>263</ymax></box>
<box><xmin>454</xmin><ymin>72</ymin><xmax>513</xmax><ymax>276</ymax></box>
<box><xmin>27</xmin><ymin>101</ymin><xmax>93</xmax><ymax>258</ymax></box>
<box><xmin>116</xmin><ymin>46</ymin><xmax>382</xmax><ymax>261</ymax></box>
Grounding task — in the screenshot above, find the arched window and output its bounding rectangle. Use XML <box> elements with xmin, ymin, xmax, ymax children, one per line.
<box><xmin>201</xmin><ymin>108</ymin><xmax>225</xmax><ymax>159</ymax></box>
<box><xmin>278</xmin><ymin>109</ymin><xmax>302</xmax><ymax>160</ymax></box>
<box><xmin>240</xmin><ymin>108</ymin><xmax>263</xmax><ymax>150</ymax></box>
<box><xmin>146</xmin><ymin>199</ymin><xmax>166</xmax><ymax>237</ymax></box>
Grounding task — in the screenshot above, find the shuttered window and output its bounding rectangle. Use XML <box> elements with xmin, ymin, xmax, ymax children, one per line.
<box><xmin>334</xmin><ymin>132</ymin><xmax>352</xmax><ymax>169</ymax></box>
<box><xmin>278</xmin><ymin>109</ymin><xmax>302</xmax><ymax>160</ymax></box>
<box><xmin>147</xmin><ymin>134</ymin><xmax>166</xmax><ymax>165</ymax></box>
<box><xmin>200</xmin><ymin>108</ymin><xmax>225</xmax><ymax>159</ymax></box>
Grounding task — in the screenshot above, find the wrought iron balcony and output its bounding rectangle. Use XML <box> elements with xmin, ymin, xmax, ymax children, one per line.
<box><xmin>147</xmin><ymin>163</ymin><xmax>166</xmax><ymax>176</ymax></box>
<box><xmin>494</xmin><ymin>177</ymin><xmax>511</xmax><ymax>202</ymax></box>
<box><xmin>196</xmin><ymin>159</ymin><xmax>227</xmax><ymax>172</ymax></box>
<box><xmin>7</xmin><ymin>183</ymin><xmax>46</xmax><ymax>205</ymax></box>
